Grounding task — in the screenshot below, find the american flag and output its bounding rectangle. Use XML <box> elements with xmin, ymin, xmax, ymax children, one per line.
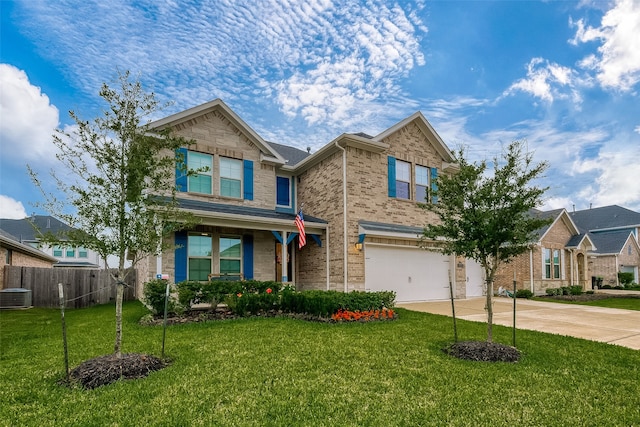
<box><xmin>295</xmin><ymin>208</ymin><xmax>306</xmax><ymax>249</ymax></box>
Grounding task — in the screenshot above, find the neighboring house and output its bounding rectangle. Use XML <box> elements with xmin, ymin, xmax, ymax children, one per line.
<box><xmin>0</xmin><ymin>216</ymin><xmax>101</xmax><ymax>268</ymax></box>
<box><xmin>494</xmin><ymin>209</ymin><xmax>596</xmax><ymax>294</ymax></box>
<box><xmin>0</xmin><ymin>229</ymin><xmax>57</xmax><ymax>287</ymax></box>
<box><xmin>570</xmin><ymin>205</ymin><xmax>640</xmax><ymax>286</ymax></box>
<box><xmin>139</xmin><ymin>99</ymin><xmax>483</xmax><ymax>302</ymax></box>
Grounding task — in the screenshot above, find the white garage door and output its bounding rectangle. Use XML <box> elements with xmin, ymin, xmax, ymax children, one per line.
<box><xmin>364</xmin><ymin>245</ymin><xmax>451</xmax><ymax>302</ymax></box>
<box><xmin>466</xmin><ymin>259</ymin><xmax>485</xmax><ymax>297</ymax></box>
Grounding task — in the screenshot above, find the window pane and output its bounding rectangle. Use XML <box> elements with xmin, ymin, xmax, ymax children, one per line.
<box><xmin>188</xmin><ymin>174</ymin><xmax>212</xmax><ymax>194</ymax></box>
<box><xmin>396</xmin><ymin>181</ymin><xmax>410</xmax><ymax>199</ymax></box>
<box><xmin>189</xmin><ymin>258</ymin><xmax>211</xmax><ymax>281</ymax></box>
<box><xmin>188</xmin><ymin>151</ymin><xmax>212</xmax><ymax>173</ymax></box>
<box><xmin>78</xmin><ymin>247</ymin><xmax>88</xmax><ymax>258</ymax></box>
<box><xmin>188</xmin><ymin>235</ymin><xmax>212</xmax><ymax>257</ymax></box>
<box><xmin>220</xmin><ymin>157</ymin><xmax>242</xmax><ymax>179</ymax></box>
<box><xmin>220</xmin><ymin>259</ymin><xmax>241</xmax><ymax>274</ymax></box>
<box><xmin>221</xmin><ymin>178</ymin><xmax>241</xmax><ymax>198</ymax></box>
<box><xmin>53</xmin><ymin>246</ymin><xmax>63</xmax><ymax>257</ymax></box>
<box><xmin>220</xmin><ymin>238</ymin><xmax>241</xmax><ymax>258</ymax></box>
<box><xmin>545</xmin><ymin>265</ymin><xmax>551</xmax><ymax>279</ymax></box>
<box><xmin>416</xmin><ymin>185</ymin><xmax>428</xmax><ymax>202</ymax></box>
<box><xmin>66</xmin><ymin>248</ymin><xmax>75</xmax><ymax>257</ymax></box>
<box><xmin>416</xmin><ymin>165</ymin><xmax>429</xmax><ymax>186</ymax></box>
<box><xmin>276</xmin><ymin>176</ymin><xmax>291</xmax><ymax>206</ymax></box>
<box><xmin>396</xmin><ymin>160</ymin><xmax>410</xmax><ymax>181</ymax></box>
<box><xmin>544</xmin><ymin>249</ymin><xmax>551</xmax><ymax>264</ymax></box>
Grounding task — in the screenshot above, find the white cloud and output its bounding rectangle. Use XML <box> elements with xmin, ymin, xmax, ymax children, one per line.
<box><xmin>634</xmin><ymin>125</ymin><xmax>640</xmax><ymax>134</ymax></box>
<box><xmin>0</xmin><ymin>195</ymin><xmax>28</xmax><ymax>219</ymax></box>
<box><xmin>571</xmin><ymin>0</ymin><xmax>640</xmax><ymax>91</ymax></box>
<box><xmin>0</xmin><ymin>64</ymin><xmax>59</xmax><ymax>162</ymax></box>
<box><xmin>503</xmin><ymin>58</ymin><xmax>579</xmax><ymax>103</ymax></box>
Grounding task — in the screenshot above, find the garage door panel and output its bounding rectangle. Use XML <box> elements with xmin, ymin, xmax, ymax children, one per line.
<box><xmin>364</xmin><ymin>245</ymin><xmax>450</xmax><ymax>302</ymax></box>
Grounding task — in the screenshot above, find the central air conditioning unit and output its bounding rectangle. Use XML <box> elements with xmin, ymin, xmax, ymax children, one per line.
<box><xmin>0</xmin><ymin>288</ymin><xmax>33</xmax><ymax>309</ymax></box>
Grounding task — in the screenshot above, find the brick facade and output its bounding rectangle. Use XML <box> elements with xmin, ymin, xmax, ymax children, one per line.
<box><xmin>1</xmin><ymin>246</ymin><xmax>56</xmax><ymax>288</ymax></box>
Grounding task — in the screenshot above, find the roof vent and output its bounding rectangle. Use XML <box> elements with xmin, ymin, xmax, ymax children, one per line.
<box><xmin>0</xmin><ymin>288</ymin><xmax>33</xmax><ymax>309</ymax></box>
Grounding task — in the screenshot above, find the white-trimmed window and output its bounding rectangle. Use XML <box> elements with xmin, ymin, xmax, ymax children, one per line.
<box><xmin>188</xmin><ymin>234</ymin><xmax>212</xmax><ymax>281</ymax></box>
<box><xmin>78</xmin><ymin>247</ymin><xmax>88</xmax><ymax>258</ymax></box>
<box><xmin>65</xmin><ymin>247</ymin><xmax>75</xmax><ymax>258</ymax></box>
<box><xmin>53</xmin><ymin>246</ymin><xmax>63</xmax><ymax>257</ymax></box>
<box><xmin>395</xmin><ymin>160</ymin><xmax>411</xmax><ymax>200</ymax></box>
<box><xmin>544</xmin><ymin>248</ymin><xmax>561</xmax><ymax>279</ymax></box>
<box><xmin>415</xmin><ymin>165</ymin><xmax>430</xmax><ymax>203</ymax></box>
<box><xmin>188</xmin><ymin>151</ymin><xmax>213</xmax><ymax>194</ymax></box>
<box><xmin>220</xmin><ymin>237</ymin><xmax>241</xmax><ymax>275</ymax></box>
<box><xmin>220</xmin><ymin>157</ymin><xmax>242</xmax><ymax>198</ymax></box>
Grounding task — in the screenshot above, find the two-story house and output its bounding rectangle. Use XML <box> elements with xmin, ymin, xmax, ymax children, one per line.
<box><xmin>0</xmin><ymin>216</ymin><xmax>101</xmax><ymax>268</ymax></box>
<box><xmin>139</xmin><ymin>99</ymin><xmax>486</xmax><ymax>302</ymax></box>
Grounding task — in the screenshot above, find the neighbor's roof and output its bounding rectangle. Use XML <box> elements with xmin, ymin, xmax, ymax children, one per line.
<box><xmin>570</xmin><ymin>205</ymin><xmax>640</xmax><ymax>233</ymax></box>
<box><xmin>0</xmin><ymin>229</ymin><xmax>58</xmax><ymax>262</ymax></box>
<box><xmin>588</xmin><ymin>229</ymin><xmax>636</xmax><ymax>255</ymax></box>
<box><xmin>0</xmin><ymin>216</ymin><xmax>73</xmax><ymax>242</ymax></box>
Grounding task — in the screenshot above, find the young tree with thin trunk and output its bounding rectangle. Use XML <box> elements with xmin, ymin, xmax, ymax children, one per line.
<box><xmin>421</xmin><ymin>141</ymin><xmax>551</xmax><ymax>342</ymax></box>
<box><xmin>29</xmin><ymin>71</ymin><xmax>195</xmax><ymax>357</ymax></box>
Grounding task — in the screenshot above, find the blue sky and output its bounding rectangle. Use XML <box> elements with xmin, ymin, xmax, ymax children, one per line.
<box><xmin>1</xmin><ymin>0</ymin><xmax>639</xmax><ymax>219</ymax></box>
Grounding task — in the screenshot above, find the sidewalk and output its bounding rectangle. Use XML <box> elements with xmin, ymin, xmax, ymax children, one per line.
<box><xmin>398</xmin><ymin>296</ymin><xmax>640</xmax><ymax>350</ymax></box>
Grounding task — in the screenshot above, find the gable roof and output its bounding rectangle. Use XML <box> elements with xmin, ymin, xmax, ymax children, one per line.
<box><xmin>588</xmin><ymin>229</ymin><xmax>637</xmax><ymax>255</ymax></box>
<box><xmin>532</xmin><ymin>208</ymin><xmax>580</xmax><ymax>240</ymax></box>
<box><xmin>373</xmin><ymin>111</ymin><xmax>455</xmax><ymax>163</ymax></box>
<box><xmin>0</xmin><ymin>216</ymin><xmax>73</xmax><ymax>242</ymax></box>
<box><xmin>147</xmin><ymin>99</ymin><xmax>285</xmax><ymax>165</ymax></box>
<box><xmin>569</xmin><ymin>205</ymin><xmax>640</xmax><ymax>233</ymax></box>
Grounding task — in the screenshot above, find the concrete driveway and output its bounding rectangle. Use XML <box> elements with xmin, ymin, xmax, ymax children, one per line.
<box><xmin>397</xmin><ymin>295</ymin><xmax>640</xmax><ymax>350</ymax></box>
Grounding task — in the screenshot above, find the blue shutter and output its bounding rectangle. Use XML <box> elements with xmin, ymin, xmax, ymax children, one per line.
<box><xmin>387</xmin><ymin>156</ymin><xmax>396</xmax><ymax>198</ymax></box>
<box><xmin>431</xmin><ymin>168</ymin><xmax>438</xmax><ymax>204</ymax></box>
<box><xmin>175</xmin><ymin>148</ymin><xmax>188</xmax><ymax>192</ymax></box>
<box><xmin>242</xmin><ymin>235</ymin><xmax>254</xmax><ymax>280</ymax></box>
<box><xmin>243</xmin><ymin>160</ymin><xmax>254</xmax><ymax>200</ymax></box>
<box><xmin>175</xmin><ymin>231</ymin><xmax>188</xmax><ymax>282</ymax></box>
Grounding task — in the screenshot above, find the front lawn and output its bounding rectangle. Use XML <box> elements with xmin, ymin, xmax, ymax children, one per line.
<box><xmin>1</xmin><ymin>301</ymin><xmax>639</xmax><ymax>426</ymax></box>
<box><xmin>534</xmin><ymin>295</ymin><xmax>640</xmax><ymax>311</ymax></box>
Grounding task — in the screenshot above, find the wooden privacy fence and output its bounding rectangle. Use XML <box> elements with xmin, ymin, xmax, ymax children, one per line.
<box><xmin>2</xmin><ymin>266</ymin><xmax>137</xmax><ymax>309</ymax></box>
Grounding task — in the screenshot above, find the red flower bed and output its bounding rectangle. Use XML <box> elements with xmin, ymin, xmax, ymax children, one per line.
<box><xmin>331</xmin><ymin>308</ymin><xmax>396</xmax><ymax>322</ymax></box>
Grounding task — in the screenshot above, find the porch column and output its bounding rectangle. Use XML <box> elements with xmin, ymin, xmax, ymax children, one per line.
<box><xmin>282</xmin><ymin>231</ymin><xmax>288</xmax><ymax>282</ymax></box>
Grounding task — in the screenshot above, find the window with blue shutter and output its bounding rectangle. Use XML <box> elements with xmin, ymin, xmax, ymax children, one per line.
<box><xmin>175</xmin><ymin>148</ymin><xmax>188</xmax><ymax>192</ymax></box>
<box><xmin>431</xmin><ymin>168</ymin><xmax>438</xmax><ymax>204</ymax></box>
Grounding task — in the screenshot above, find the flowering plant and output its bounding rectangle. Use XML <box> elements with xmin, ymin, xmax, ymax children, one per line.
<box><xmin>331</xmin><ymin>308</ymin><xmax>396</xmax><ymax>322</ymax></box>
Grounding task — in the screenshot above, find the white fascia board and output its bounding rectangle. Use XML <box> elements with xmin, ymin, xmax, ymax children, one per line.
<box><xmin>181</xmin><ymin>208</ymin><xmax>327</xmax><ymax>234</ymax></box>
<box><xmin>0</xmin><ymin>235</ymin><xmax>58</xmax><ymax>262</ymax></box>
<box><xmin>357</xmin><ymin>225</ymin><xmax>422</xmax><ymax>241</ymax></box>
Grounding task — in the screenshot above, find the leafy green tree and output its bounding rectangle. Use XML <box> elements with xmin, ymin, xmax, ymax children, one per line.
<box><xmin>421</xmin><ymin>141</ymin><xmax>551</xmax><ymax>342</ymax></box>
<box><xmin>29</xmin><ymin>71</ymin><xmax>195</xmax><ymax>356</ymax></box>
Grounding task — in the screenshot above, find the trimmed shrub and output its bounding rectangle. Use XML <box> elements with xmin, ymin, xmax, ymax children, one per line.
<box><xmin>618</xmin><ymin>272</ymin><xmax>634</xmax><ymax>287</ymax></box>
<box><xmin>569</xmin><ymin>285</ymin><xmax>583</xmax><ymax>295</ymax></box>
<box><xmin>143</xmin><ymin>279</ymin><xmax>178</xmax><ymax>314</ymax></box>
<box><xmin>515</xmin><ymin>289</ymin><xmax>533</xmax><ymax>299</ymax></box>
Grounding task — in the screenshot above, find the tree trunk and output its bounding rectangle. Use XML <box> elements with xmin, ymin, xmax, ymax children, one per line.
<box><xmin>485</xmin><ymin>280</ymin><xmax>494</xmax><ymax>342</ymax></box>
<box><xmin>114</xmin><ymin>281</ymin><xmax>123</xmax><ymax>357</ymax></box>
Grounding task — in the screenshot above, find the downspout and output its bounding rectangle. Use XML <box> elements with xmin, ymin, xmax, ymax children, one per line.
<box><xmin>326</xmin><ymin>226</ymin><xmax>330</xmax><ymax>291</ymax></box>
<box><xmin>529</xmin><ymin>248</ymin><xmax>534</xmax><ymax>293</ymax></box>
<box><xmin>615</xmin><ymin>254</ymin><xmax>619</xmax><ymax>287</ymax></box>
<box><xmin>570</xmin><ymin>249</ymin><xmax>574</xmax><ymax>287</ymax></box>
<box><xmin>335</xmin><ymin>140</ymin><xmax>348</xmax><ymax>292</ymax></box>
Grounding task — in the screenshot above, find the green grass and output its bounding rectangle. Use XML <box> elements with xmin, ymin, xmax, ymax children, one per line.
<box><xmin>534</xmin><ymin>296</ymin><xmax>640</xmax><ymax>311</ymax></box>
<box><xmin>1</xmin><ymin>302</ymin><xmax>639</xmax><ymax>426</ymax></box>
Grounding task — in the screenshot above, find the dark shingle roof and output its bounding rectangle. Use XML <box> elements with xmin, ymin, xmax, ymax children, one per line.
<box><xmin>531</xmin><ymin>208</ymin><xmax>565</xmax><ymax>239</ymax></box>
<box><xmin>569</xmin><ymin>205</ymin><xmax>640</xmax><ymax>233</ymax></box>
<box><xmin>266</xmin><ymin>142</ymin><xmax>311</xmax><ymax>166</ymax></box>
<box><xmin>351</xmin><ymin>132</ymin><xmax>374</xmax><ymax>139</ymax></box>
<box><xmin>0</xmin><ymin>216</ymin><xmax>73</xmax><ymax>242</ymax></box>
<box><xmin>588</xmin><ymin>229</ymin><xmax>634</xmax><ymax>255</ymax></box>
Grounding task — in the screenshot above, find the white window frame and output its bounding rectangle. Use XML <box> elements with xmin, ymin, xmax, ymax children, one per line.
<box><xmin>187</xmin><ymin>151</ymin><xmax>213</xmax><ymax>194</ymax></box>
<box><xmin>415</xmin><ymin>165</ymin><xmax>430</xmax><ymax>203</ymax></box>
<box><xmin>219</xmin><ymin>236</ymin><xmax>242</xmax><ymax>275</ymax></box>
<box><xmin>219</xmin><ymin>157</ymin><xmax>243</xmax><ymax>198</ymax></box>
<box><xmin>187</xmin><ymin>233</ymin><xmax>213</xmax><ymax>281</ymax></box>
<box><xmin>395</xmin><ymin>160</ymin><xmax>411</xmax><ymax>200</ymax></box>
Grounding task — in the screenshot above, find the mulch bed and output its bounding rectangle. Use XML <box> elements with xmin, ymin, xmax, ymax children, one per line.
<box><xmin>64</xmin><ymin>353</ymin><xmax>169</xmax><ymax>390</ymax></box>
<box><xmin>444</xmin><ymin>341</ymin><xmax>521</xmax><ymax>363</ymax></box>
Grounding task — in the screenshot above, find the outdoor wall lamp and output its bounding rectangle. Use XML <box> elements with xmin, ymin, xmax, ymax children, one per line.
<box><xmin>355</xmin><ymin>242</ymin><xmax>363</xmax><ymax>251</ymax></box>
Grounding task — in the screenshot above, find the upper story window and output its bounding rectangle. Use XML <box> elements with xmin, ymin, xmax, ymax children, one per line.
<box><xmin>66</xmin><ymin>247</ymin><xmax>75</xmax><ymax>258</ymax></box>
<box><xmin>53</xmin><ymin>246</ymin><xmax>63</xmax><ymax>257</ymax></box>
<box><xmin>187</xmin><ymin>151</ymin><xmax>213</xmax><ymax>194</ymax></box>
<box><xmin>395</xmin><ymin>160</ymin><xmax>411</xmax><ymax>200</ymax></box>
<box><xmin>415</xmin><ymin>165</ymin><xmax>430</xmax><ymax>203</ymax></box>
<box><xmin>220</xmin><ymin>157</ymin><xmax>242</xmax><ymax>198</ymax></box>
<box><xmin>78</xmin><ymin>247</ymin><xmax>88</xmax><ymax>258</ymax></box>
<box><xmin>276</xmin><ymin>176</ymin><xmax>291</xmax><ymax>207</ymax></box>
<box><xmin>388</xmin><ymin>156</ymin><xmax>438</xmax><ymax>203</ymax></box>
